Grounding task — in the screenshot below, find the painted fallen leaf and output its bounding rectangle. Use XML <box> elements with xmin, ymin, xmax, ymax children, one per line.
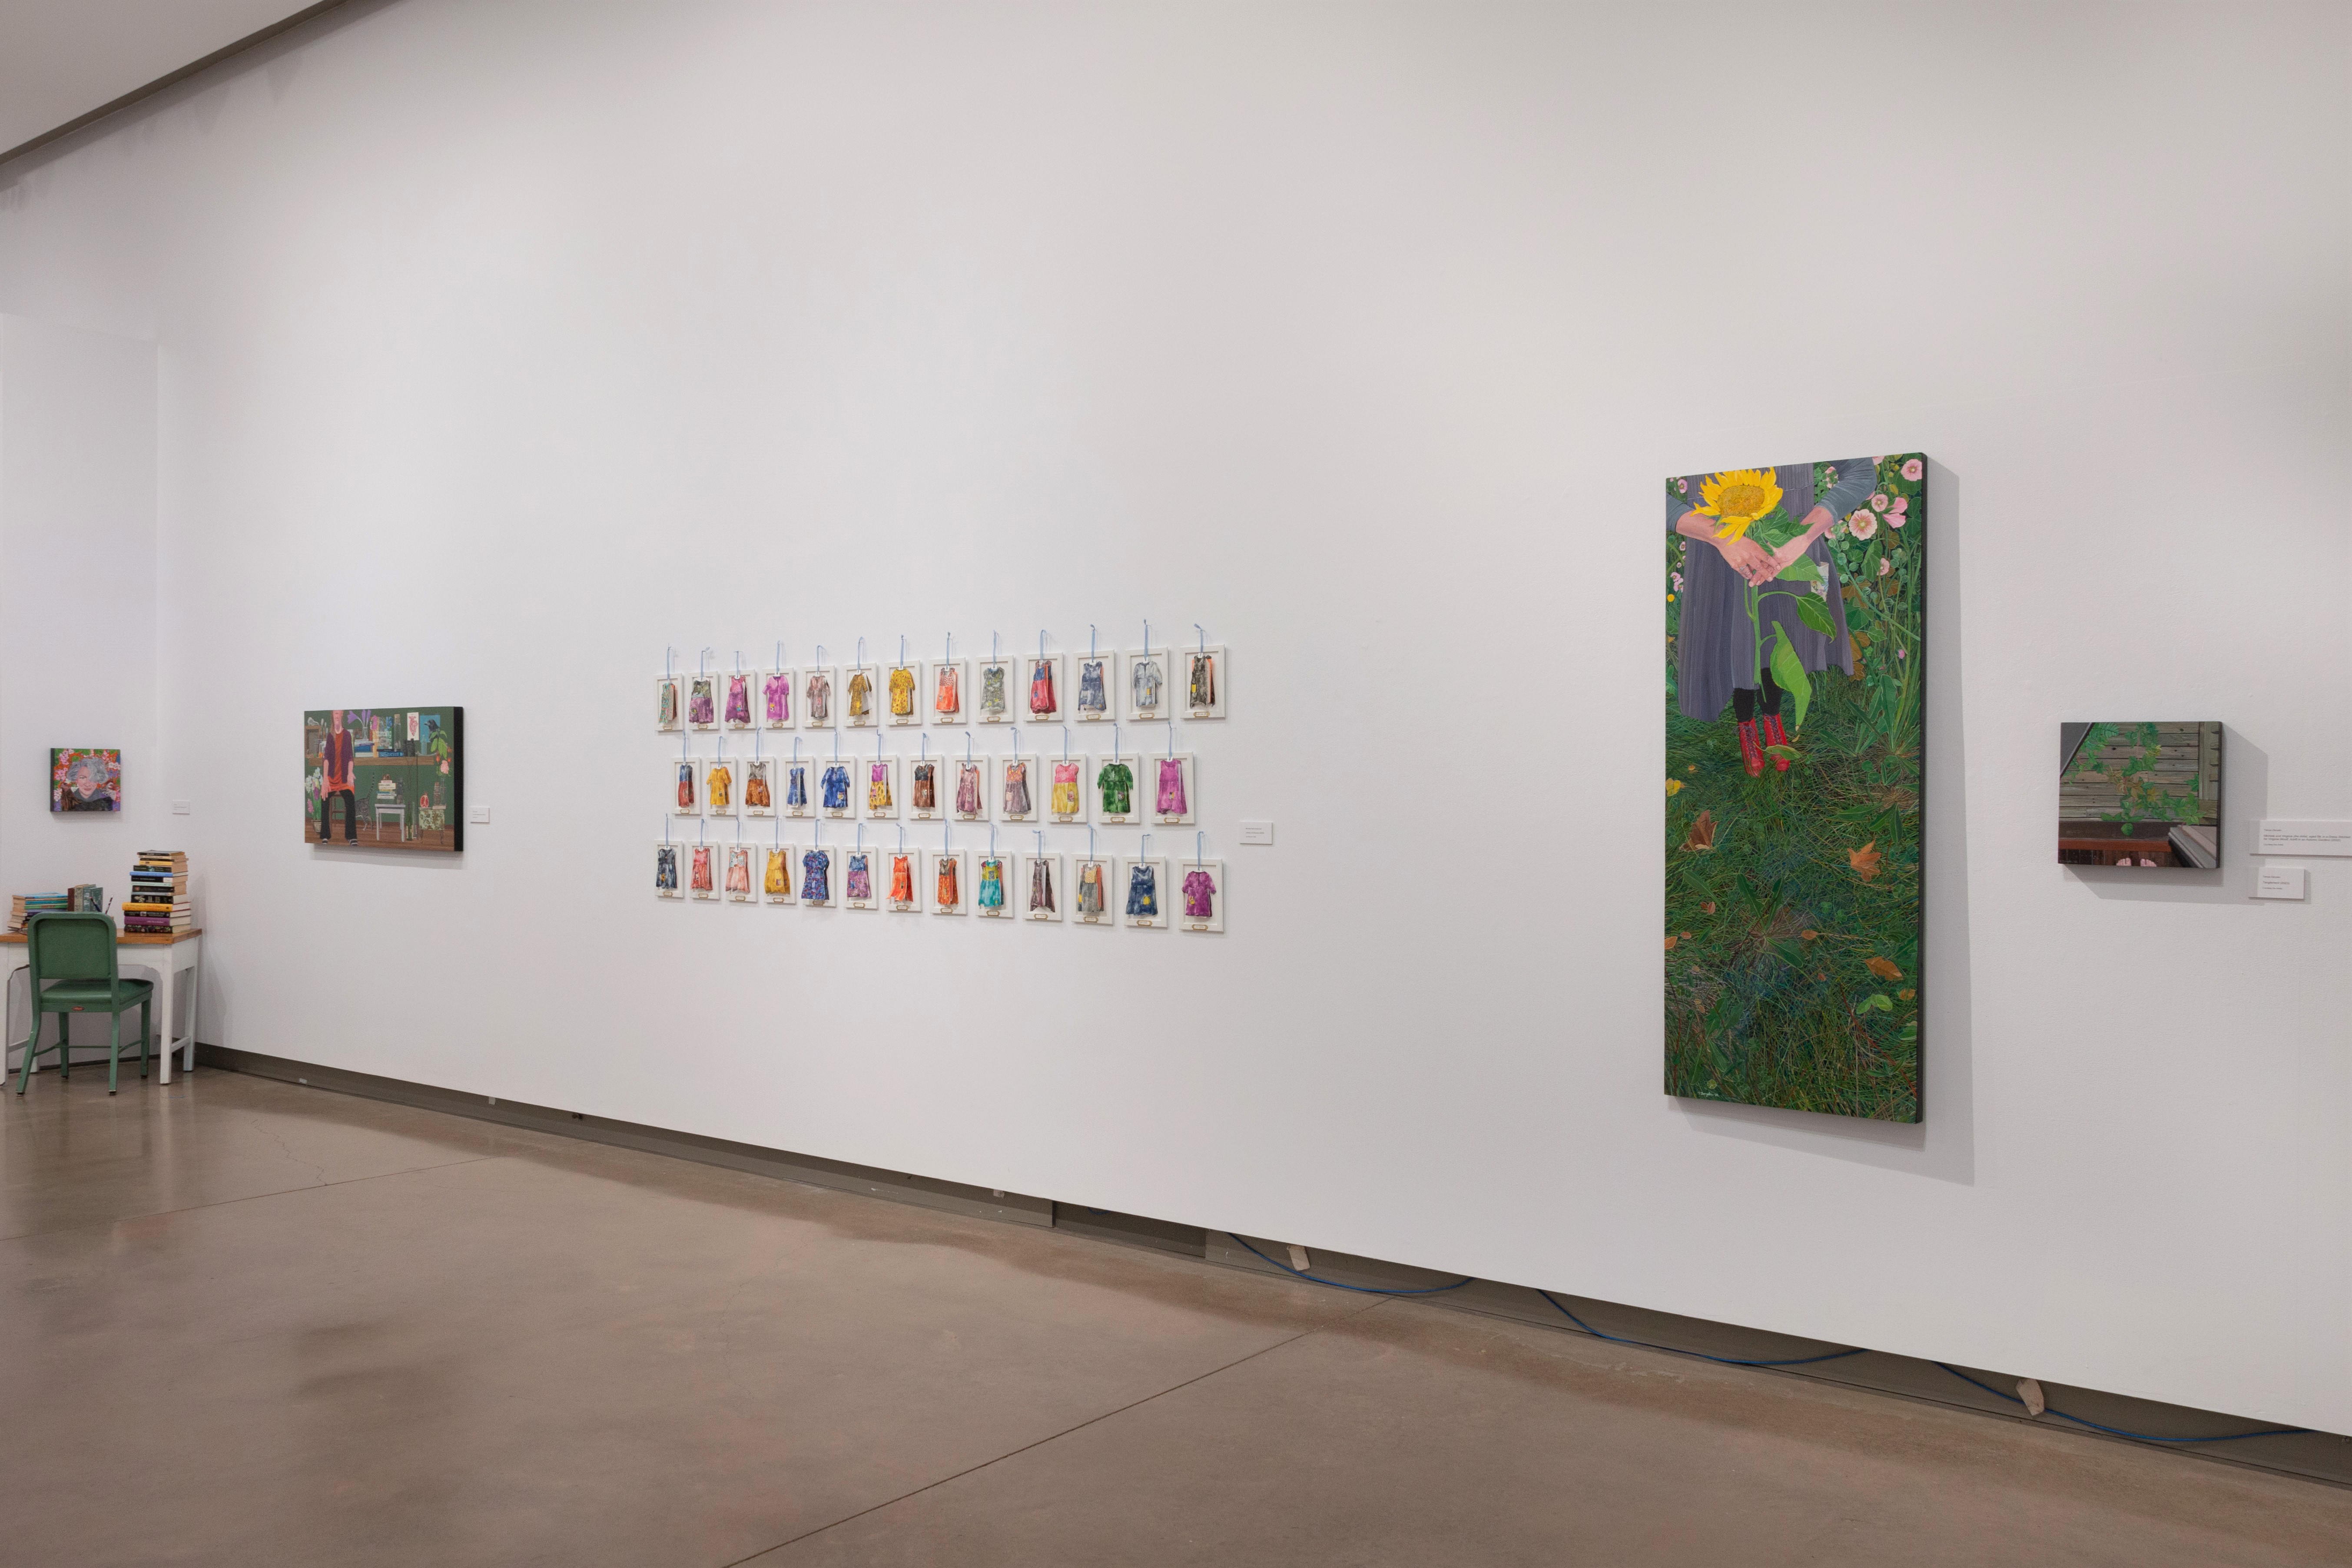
<box><xmin>1681</xmin><ymin>810</ymin><xmax>1715</xmax><ymax>852</ymax></box>
<box><xmin>1865</xmin><ymin>957</ymin><xmax>1903</xmax><ymax>981</ymax></box>
<box><xmin>1665</xmin><ymin>778</ymin><xmax>1683</xmax><ymax>796</ymax></box>
<box><xmin>1848</xmin><ymin>841</ymin><xmax>1883</xmax><ymax>881</ymax></box>
<box><xmin>1663</xmin><ymin>935</ymin><xmax>1678</xmax><ymax>951</ymax></box>
<box><xmin>1898</xmin><ymin>988</ymin><xmax>1916</xmax><ymax>1001</ymax></box>
<box><xmin>1799</xmin><ymin>929</ymin><xmax>1818</xmax><ymax>941</ymax></box>
<box><xmin>1686</xmin><ymin>763</ymin><xmax>1699</xmax><ymax>774</ymax></box>
<box><xmin>1700</xmin><ymin>902</ymin><xmax>1717</xmax><ymax>915</ymax></box>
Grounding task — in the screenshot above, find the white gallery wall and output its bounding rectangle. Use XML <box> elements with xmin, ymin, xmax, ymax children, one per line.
<box><xmin>0</xmin><ymin>0</ymin><xmax>2345</xmax><ymax>1431</ymax></box>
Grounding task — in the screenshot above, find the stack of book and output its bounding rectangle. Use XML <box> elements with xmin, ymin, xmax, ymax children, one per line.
<box><xmin>67</xmin><ymin>883</ymin><xmax>106</xmax><ymax>913</ymax></box>
<box><xmin>10</xmin><ymin>892</ymin><xmax>67</xmax><ymax>931</ymax></box>
<box><xmin>123</xmin><ymin>852</ymin><xmax>191</xmax><ymax>935</ymax></box>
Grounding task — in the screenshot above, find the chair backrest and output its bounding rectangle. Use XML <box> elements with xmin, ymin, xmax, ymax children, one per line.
<box><xmin>27</xmin><ymin>912</ymin><xmax>118</xmax><ymax>986</ymax></box>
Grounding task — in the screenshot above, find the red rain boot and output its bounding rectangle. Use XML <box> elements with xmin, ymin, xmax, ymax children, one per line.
<box><xmin>1759</xmin><ymin>712</ymin><xmax>1792</xmax><ymax>771</ymax></box>
<box><xmin>1736</xmin><ymin>719</ymin><xmax>1764</xmax><ymax>777</ymax></box>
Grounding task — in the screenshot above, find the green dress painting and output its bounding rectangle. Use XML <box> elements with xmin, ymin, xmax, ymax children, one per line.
<box><xmin>1664</xmin><ymin>456</ymin><xmax>1925</xmax><ymax>1122</ymax></box>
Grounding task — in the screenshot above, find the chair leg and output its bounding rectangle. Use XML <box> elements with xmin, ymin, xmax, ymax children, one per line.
<box><xmin>58</xmin><ymin>1014</ymin><xmax>68</xmax><ymax>1080</ymax></box>
<box><xmin>108</xmin><ymin>1011</ymin><xmax>121</xmax><ymax>1094</ymax></box>
<box><xmin>14</xmin><ymin>1014</ymin><xmax>38</xmax><ymax>1094</ymax></box>
<box><xmin>139</xmin><ymin>999</ymin><xmax>151</xmax><ymax>1079</ymax></box>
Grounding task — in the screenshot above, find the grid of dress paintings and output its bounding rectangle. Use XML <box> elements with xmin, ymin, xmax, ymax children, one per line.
<box><xmin>654</xmin><ymin>644</ymin><xmax>1227</xmax><ymax>932</ymax></box>
<box><xmin>654</xmin><ymin>838</ymin><xmax>1224</xmax><ymax>932</ymax></box>
<box><xmin>656</xmin><ymin>641</ymin><xmax>1226</xmax><ymax>735</ymax></box>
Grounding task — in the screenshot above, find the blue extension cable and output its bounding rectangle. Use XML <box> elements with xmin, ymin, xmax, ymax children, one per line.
<box><xmin>1932</xmin><ymin>1362</ymin><xmax>2308</xmax><ymax>1445</ymax></box>
<box><xmin>1223</xmin><ymin>1234</ymin><xmax>2312</xmax><ymax>1446</ymax></box>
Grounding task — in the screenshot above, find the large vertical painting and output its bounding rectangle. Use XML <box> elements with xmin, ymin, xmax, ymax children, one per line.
<box><xmin>1664</xmin><ymin>456</ymin><xmax>1925</xmax><ymax>1122</ymax></box>
<box><xmin>305</xmin><ymin>707</ymin><xmax>464</xmax><ymax>852</ymax></box>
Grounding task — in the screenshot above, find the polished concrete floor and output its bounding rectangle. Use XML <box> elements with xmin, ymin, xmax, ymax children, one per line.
<box><xmin>4</xmin><ymin>1070</ymin><xmax>2348</xmax><ymax>1568</ymax></box>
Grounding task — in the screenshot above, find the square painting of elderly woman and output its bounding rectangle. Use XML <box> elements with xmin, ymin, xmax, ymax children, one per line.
<box><xmin>1664</xmin><ymin>455</ymin><xmax>1925</xmax><ymax>1123</ymax></box>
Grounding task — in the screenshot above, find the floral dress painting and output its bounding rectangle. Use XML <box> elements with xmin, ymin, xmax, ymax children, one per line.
<box><xmin>1002</xmin><ymin>760</ymin><xmax>1032</xmax><ymax>817</ymax></box>
<box><xmin>765</xmin><ymin>848</ymin><xmax>790</xmax><ymax>896</ymax></box>
<box><xmin>1155</xmin><ymin>759</ymin><xmax>1186</xmax><ymax>815</ymax></box>
<box><xmin>801</xmin><ymin>849</ymin><xmax>830</xmax><ymax>902</ymax></box>
<box><xmin>677</xmin><ymin>764</ymin><xmax>697</xmax><ymax>811</ymax></box>
<box><xmin>1029</xmin><ymin>858</ymin><xmax>1055</xmax><ymax>912</ymax></box>
<box><xmin>656</xmin><ymin>845</ymin><xmax>679</xmax><ymax>892</ymax></box>
<box><xmin>888</xmin><ymin>667</ymin><xmax>915</xmax><ymax>717</ymax></box>
<box><xmin>1052</xmin><ymin>762</ymin><xmax>1081</xmax><ymax>816</ymax></box>
<box><xmin>1077</xmin><ymin>660</ymin><xmax>1107</xmax><ymax>715</ymax></box>
<box><xmin>726</xmin><ymin>675</ymin><xmax>753</xmax><ymax>726</ymax></box>
<box><xmin>935</xmin><ymin>666</ymin><xmax>960</xmax><ymax>717</ymax></box>
<box><xmin>745</xmin><ymin>766</ymin><xmax>772</xmax><ymax>810</ymax></box>
<box><xmin>1077</xmin><ymin>862</ymin><xmax>1105</xmax><ymax>917</ymax></box>
<box><xmin>980</xmin><ymin>666</ymin><xmax>1008</xmax><ymax>717</ymax></box>
<box><xmin>822</xmin><ymin>765</ymin><xmax>851</xmax><ymax>812</ymax></box>
<box><xmin>890</xmin><ymin>854</ymin><xmax>915</xmax><ymax>903</ymax></box>
<box><xmin>936</xmin><ymin>856</ymin><xmax>960</xmax><ymax>908</ymax></box>
<box><xmin>1098</xmin><ymin>760</ymin><xmax>1134</xmax><ymax>815</ymax></box>
<box><xmin>869</xmin><ymin>763</ymin><xmax>893</xmax><ymax>812</ymax></box>
<box><xmin>688</xmin><ymin>679</ymin><xmax>717</xmax><ymax>725</ymax></box>
<box><xmin>658</xmin><ymin>681</ymin><xmax>680</xmax><ymax>728</ymax></box>
<box><xmin>977</xmin><ymin>858</ymin><xmax>1005</xmax><ymax>909</ymax></box>
<box><xmin>1125</xmin><ymin>862</ymin><xmax>1158</xmax><ymax>918</ymax></box>
<box><xmin>956</xmin><ymin>762</ymin><xmax>983</xmax><ymax>815</ymax></box>
<box><xmin>912</xmin><ymin>762</ymin><xmax>936</xmax><ymax>810</ymax></box>
<box><xmin>1132</xmin><ymin>658</ymin><xmax>1162</xmax><ymax>710</ymax></box>
<box><xmin>849</xmin><ymin>670</ymin><xmax>874</xmax><ymax>720</ymax></box>
<box><xmin>1183</xmin><ymin>868</ymin><xmax>1215</xmax><ymax>918</ymax></box>
<box><xmin>690</xmin><ymin>846</ymin><xmax>715</xmax><ymax>894</ymax></box>
<box><xmin>764</xmin><ymin>673</ymin><xmax>791</xmax><ymax>725</ymax></box>
<box><xmin>707</xmin><ymin>763</ymin><xmax>732</xmax><ymax>812</ymax></box>
<box><xmin>726</xmin><ymin>848</ymin><xmax>753</xmax><ymax>895</ymax></box>
<box><xmin>846</xmin><ymin>852</ymin><xmax>872</xmax><ymax>902</ymax></box>
<box><xmin>806</xmin><ymin>671</ymin><xmax>831</xmax><ymax>723</ymax></box>
<box><xmin>1028</xmin><ymin>659</ymin><xmax>1057</xmax><ymax>716</ymax></box>
<box><xmin>786</xmin><ymin>766</ymin><xmax>808</xmax><ymax>808</ymax></box>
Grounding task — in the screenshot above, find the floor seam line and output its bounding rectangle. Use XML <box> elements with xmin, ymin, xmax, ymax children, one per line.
<box><xmin>716</xmin><ymin>1296</ymin><xmax>1388</xmax><ymax>1566</ymax></box>
<box><xmin>0</xmin><ymin>1152</ymin><xmax>509</xmax><ymax>1244</ymax></box>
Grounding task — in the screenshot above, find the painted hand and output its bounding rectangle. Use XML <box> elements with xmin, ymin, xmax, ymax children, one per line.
<box><xmin>1715</xmin><ymin>535</ymin><xmax>1776</xmax><ymax>583</ymax></box>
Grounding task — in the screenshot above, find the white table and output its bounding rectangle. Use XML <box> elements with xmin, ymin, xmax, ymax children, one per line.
<box><xmin>3</xmin><ymin>928</ymin><xmax>203</xmax><ymax>1085</ymax></box>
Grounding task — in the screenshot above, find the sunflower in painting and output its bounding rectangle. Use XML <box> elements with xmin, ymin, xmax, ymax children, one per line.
<box><xmin>1692</xmin><ymin>468</ymin><xmax>1782</xmax><ymax>541</ymax></box>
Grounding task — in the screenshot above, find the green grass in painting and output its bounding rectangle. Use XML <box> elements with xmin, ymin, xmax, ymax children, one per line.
<box><xmin>1664</xmin><ymin>458</ymin><xmax>1924</xmax><ymax>1123</ymax></box>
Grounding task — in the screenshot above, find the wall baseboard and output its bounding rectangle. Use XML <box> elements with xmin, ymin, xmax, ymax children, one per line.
<box><xmin>196</xmin><ymin>1044</ymin><xmax>2352</xmax><ymax>1489</ymax></box>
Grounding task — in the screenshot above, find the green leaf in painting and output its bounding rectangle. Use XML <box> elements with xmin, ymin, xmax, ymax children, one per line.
<box><xmin>1775</xmin><ymin>554</ymin><xmax>1821</xmax><ymax>583</ymax></box>
<box><xmin>1794</xmin><ymin>596</ymin><xmax>1835</xmax><ymax>636</ymax></box>
<box><xmin>1768</xmin><ymin>625</ymin><xmax>1812</xmax><ymax>733</ymax></box>
<box><xmin>1857</xmin><ymin>993</ymin><xmax>1894</xmax><ymax>1014</ymax></box>
<box><xmin>1764</xmin><ymin>744</ymin><xmax>1798</xmax><ymax>761</ymax></box>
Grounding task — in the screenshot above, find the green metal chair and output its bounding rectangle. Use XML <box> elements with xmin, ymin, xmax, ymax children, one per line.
<box><xmin>14</xmin><ymin>912</ymin><xmax>151</xmax><ymax>1095</ymax></box>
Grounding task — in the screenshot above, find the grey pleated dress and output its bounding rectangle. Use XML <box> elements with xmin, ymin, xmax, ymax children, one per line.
<box><xmin>1667</xmin><ymin>460</ymin><xmax>1871</xmax><ymax>723</ymax></box>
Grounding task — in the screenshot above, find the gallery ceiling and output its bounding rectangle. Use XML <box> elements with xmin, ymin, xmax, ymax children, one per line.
<box><xmin>0</xmin><ymin>0</ymin><xmax>338</xmax><ymax>162</ymax></box>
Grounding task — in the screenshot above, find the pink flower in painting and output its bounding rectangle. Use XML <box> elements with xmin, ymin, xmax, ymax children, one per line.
<box><xmin>1886</xmin><ymin>511</ymin><xmax>1905</xmax><ymax>528</ymax></box>
<box><xmin>1846</xmin><ymin>510</ymin><xmax>1877</xmax><ymax>541</ymax></box>
<box><xmin>1895</xmin><ymin>644</ymin><xmax>1906</xmax><ymax>658</ymax></box>
<box><xmin>1878</xmin><ymin>557</ymin><xmax>1892</xmax><ymax>576</ymax></box>
<box><xmin>1889</xmin><ymin>494</ymin><xmax>1907</xmax><ymax>515</ymax></box>
<box><xmin>1901</xmin><ymin>458</ymin><xmax>1924</xmax><ymax>481</ymax></box>
<box><xmin>1870</xmin><ymin>492</ymin><xmax>1889</xmax><ymax>512</ymax></box>
<box><xmin>1675</xmin><ymin>477</ymin><xmax>1688</xmax><ymax>494</ymax></box>
<box><xmin>1672</xmin><ymin>572</ymin><xmax>1684</xmax><ymax>590</ymax></box>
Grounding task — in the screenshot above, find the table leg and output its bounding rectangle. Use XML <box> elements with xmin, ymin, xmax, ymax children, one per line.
<box><xmin>183</xmin><ymin>948</ymin><xmax>199</xmax><ymax>1074</ymax></box>
<box><xmin>156</xmin><ymin>958</ymin><xmax>176</xmax><ymax>1085</ymax></box>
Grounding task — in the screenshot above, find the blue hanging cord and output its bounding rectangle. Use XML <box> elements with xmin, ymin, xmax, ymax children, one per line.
<box><xmin>1195</xmin><ymin>623</ymin><xmax>1205</xmax><ymax>653</ymax></box>
<box><xmin>1931</xmin><ymin>1362</ymin><xmax>2308</xmax><ymax>1444</ymax></box>
<box><xmin>1539</xmin><ymin>1291</ymin><xmax>1864</xmax><ymax>1368</ymax></box>
<box><xmin>1226</xmin><ymin>1233</ymin><xmax>1473</xmax><ymax>1296</ymax></box>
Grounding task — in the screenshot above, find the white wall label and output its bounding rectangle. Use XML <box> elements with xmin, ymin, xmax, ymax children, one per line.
<box><xmin>171</xmin><ymin>800</ymin><xmax>189</xmax><ymax>815</ymax></box>
<box><xmin>469</xmin><ymin>805</ymin><xmax>491</xmax><ymax>824</ymax></box>
<box><xmin>2255</xmin><ymin>820</ymin><xmax>2352</xmax><ymax>855</ymax></box>
<box><xmin>2255</xmin><ymin>866</ymin><xmax>2308</xmax><ymax>900</ymax></box>
<box><xmin>1239</xmin><ymin>819</ymin><xmax>1274</xmax><ymax>845</ymax></box>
